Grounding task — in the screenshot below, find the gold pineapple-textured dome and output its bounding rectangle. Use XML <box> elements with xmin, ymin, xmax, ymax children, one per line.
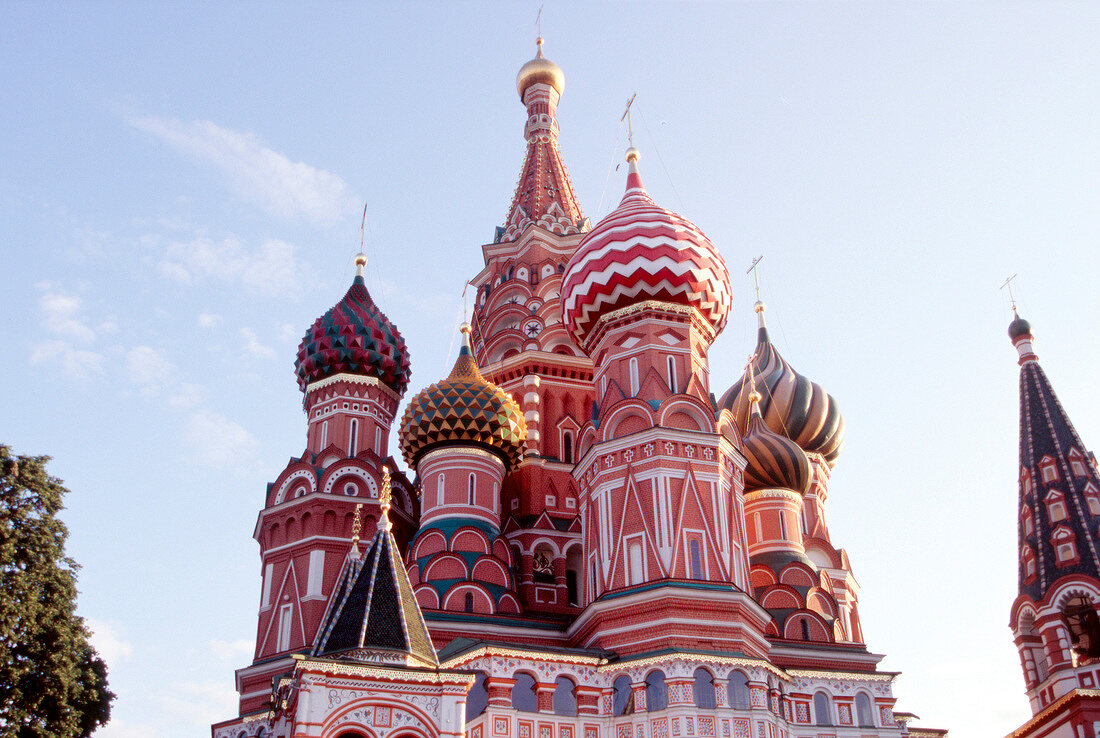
<box><xmin>516</xmin><ymin>37</ymin><xmax>564</xmax><ymax>99</ymax></box>
<box><xmin>399</xmin><ymin>325</ymin><xmax>527</xmax><ymax>469</ymax></box>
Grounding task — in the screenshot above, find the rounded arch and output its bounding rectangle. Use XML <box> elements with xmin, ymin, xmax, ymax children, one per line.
<box><xmin>612</xmin><ymin>674</ymin><xmax>635</xmax><ymax>716</ymax></box>
<box><xmin>855</xmin><ymin>691</ymin><xmax>876</xmax><ymax>728</ymax></box>
<box><xmin>511</xmin><ymin>671</ymin><xmax>538</xmax><ymax>712</ymax></box>
<box><xmin>749</xmin><ymin>565</ymin><xmax>778</xmax><ymax>589</ymax></box>
<box><xmin>726</xmin><ymin>670</ymin><xmax>750</xmax><ymax>710</ymax></box>
<box><xmin>553</xmin><ymin>675</ymin><xmax>577</xmax><ymax>716</ymax></box>
<box><xmin>413</xmin><ymin>584</ymin><xmax>439</xmax><ymax>610</ymax></box>
<box><xmin>412</xmin><ymin>530</ymin><xmax>448</xmax><ymax>561</ymax></box>
<box><xmin>692</xmin><ymin>666</ymin><xmax>716</xmax><ymax>709</ymax></box>
<box><xmin>644</xmin><ymin>669</ymin><xmax>667</xmax><ymax>711</ymax></box>
<box><xmin>272</xmin><ymin>466</ymin><xmax>317</xmax><ymax>504</ymax></box>
<box><xmin>466</xmin><ymin>671</ymin><xmax>489</xmax><ymax>721</ymax></box>
<box><xmin>812</xmin><ymin>690</ymin><xmax>833</xmax><ymax>727</ymax></box>
<box><xmin>498</xmin><ymin>592</ymin><xmax>522</xmax><ymax>613</ymax></box>
<box><xmin>320</xmin><ymin>463</ymin><xmax>378</xmax><ymax>497</ymax></box>
<box><xmin>658</xmin><ymin>400</ymin><xmax>712</xmax><ymax>432</ymax></box>
<box><xmin>443</xmin><ymin>582</ymin><xmax>494</xmax><ymax>614</ymax></box>
<box><xmin>806</xmin><ymin>588</ymin><xmax>837</xmax><ymax>618</ymax></box>
<box><xmin>784</xmin><ymin>612</ymin><xmax>832</xmax><ymax>642</ymax></box>
<box><xmin>324</xmin><ymin>698</ymin><xmax>435</xmax><ymax>738</ymax></box>
<box><xmin>422</xmin><ymin>554</ymin><xmax>469</xmax><ymax>582</ymax></box>
<box><xmin>578</xmin><ymin>427</ymin><xmax>597</xmax><ymax>459</ymax></box>
<box><xmin>760</xmin><ymin>586</ymin><xmax>802</xmax><ymax>611</ymax></box>
<box><xmin>602</xmin><ymin>403</ymin><xmax>655</xmax><ymax>441</ymax></box>
<box><xmin>451</xmin><ymin>527</ymin><xmax>491</xmax><ymax>555</ymax></box>
<box><xmin>471</xmin><ymin>556</ymin><xmax>511</xmax><ymax>587</ymax></box>
<box><xmin>778</xmin><ymin>562</ymin><xmax>816</xmax><ymax>589</ymax></box>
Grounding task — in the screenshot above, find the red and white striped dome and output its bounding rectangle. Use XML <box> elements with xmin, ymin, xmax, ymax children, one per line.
<box><xmin>561</xmin><ymin>152</ymin><xmax>732</xmax><ymax>349</ymax></box>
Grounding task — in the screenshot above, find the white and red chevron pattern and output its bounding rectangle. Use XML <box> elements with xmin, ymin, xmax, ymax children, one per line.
<box><xmin>561</xmin><ymin>168</ymin><xmax>732</xmax><ymax>348</ymax></box>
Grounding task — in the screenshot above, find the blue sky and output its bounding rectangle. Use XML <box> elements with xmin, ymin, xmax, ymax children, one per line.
<box><xmin>3</xmin><ymin>3</ymin><xmax>1099</xmax><ymax>736</ymax></box>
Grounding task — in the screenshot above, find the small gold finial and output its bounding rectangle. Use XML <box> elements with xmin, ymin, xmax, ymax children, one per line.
<box><xmin>350</xmin><ymin>502</ymin><xmax>363</xmax><ymax>555</ymax></box>
<box><xmin>536</xmin><ymin>36</ymin><xmax>545</xmax><ymax>58</ymax></box>
<box><xmin>354</xmin><ymin>252</ymin><xmax>367</xmax><ymax>278</ymax></box>
<box><xmin>378</xmin><ymin>466</ymin><xmax>393</xmax><ymax>532</ymax></box>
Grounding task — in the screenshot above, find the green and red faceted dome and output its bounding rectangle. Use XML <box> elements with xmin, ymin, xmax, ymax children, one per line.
<box><xmin>561</xmin><ymin>150</ymin><xmax>732</xmax><ymax>349</ymax></box>
<box><xmin>295</xmin><ymin>265</ymin><xmax>411</xmax><ymax>395</ymax></box>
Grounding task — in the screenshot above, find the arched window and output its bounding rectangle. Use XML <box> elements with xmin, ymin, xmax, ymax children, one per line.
<box><xmin>562</xmin><ymin>431</ymin><xmax>573</xmax><ymax>464</ymax></box>
<box><xmin>645</xmin><ymin>670</ymin><xmax>667</xmax><ymax>711</ymax></box>
<box><xmin>565</xmin><ymin>546</ymin><xmax>583</xmax><ymax>606</ymax></box>
<box><xmin>727</xmin><ymin>671</ymin><xmax>750</xmax><ymax>709</ymax></box>
<box><xmin>464</xmin><ymin>592</ymin><xmax>474</xmax><ymax>613</ymax></box>
<box><xmin>348</xmin><ymin>419</ymin><xmax>358</xmax><ymax>455</ymax></box>
<box><xmin>693</xmin><ymin>667</ymin><xmax>715</xmax><ymax>709</ymax></box>
<box><xmin>466</xmin><ymin>672</ymin><xmax>489</xmax><ymax>720</ymax></box>
<box><xmin>533</xmin><ymin>543</ymin><xmax>555</xmax><ymax>584</ymax></box>
<box><xmin>613</xmin><ymin>675</ymin><xmax>634</xmax><ymax>716</ymax></box>
<box><xmin>800</xmin><ymin>618</ymin><xmax>810</xmax><ymax>641</ymax></box>
<box><xmin>855</xmin><ymin>693</ymin><xmax>875</xmax><ymax>727</ymax></box>
<box><xmin>320</xmin><ymin>420</ymin><xmax>329</xmax><ymax>448</ymax></box>
<box><xmin>511</xmin><ymin>673</ymin><xmax>538</xmax><ymax>712</ymax></box>
<box><xmin>813</xmin><ymin>691</ymin><xmax>832</xmax><ymax>726</ymax></box>
<box><xmin>553</xmin><ymin>676</ymin><xmax>577</xmax><ymax>716</ymax></box>
<box><xmin>468</xmin><ymin>473</ymin><xmax>476</xmax><ymax>506</ymax></box>
<box><xmin>1063</xmin><ymin>596</ymin><xmax>1100</xmax><ymax>665</ymax></box>
<box><xmin>629</xmin><ymin>358</ymin><xmax>640</xmax><ymax>396</ymax></box>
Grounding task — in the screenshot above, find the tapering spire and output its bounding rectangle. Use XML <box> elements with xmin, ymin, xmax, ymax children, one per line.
<box><xmin>501</xmin><ymin>38</ymin><xmax>586</xmax><ymax>242</ymax></box>
<box><xmin>1013</xmin><ymin>314</ymin><xmax>1100</xmax><ymax>600</ymax></box>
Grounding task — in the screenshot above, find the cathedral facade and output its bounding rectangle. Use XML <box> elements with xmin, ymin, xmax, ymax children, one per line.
<box><xmin>213</xmin><ymin>42</ymin><xmax>945</xmax><ymax>738</ymax></box>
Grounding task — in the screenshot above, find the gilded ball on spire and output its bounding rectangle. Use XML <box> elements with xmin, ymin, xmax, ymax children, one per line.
<box><xmin>517</xmin><ymin>37</ymin><xmax>565</xmax><ymax>99</ymax></box>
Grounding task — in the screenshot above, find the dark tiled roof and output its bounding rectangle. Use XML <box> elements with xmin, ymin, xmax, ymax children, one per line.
<box><xmin>312</xmin><ymin>529</ymin><xmax>438</xmax><ymax>666</ymax></box>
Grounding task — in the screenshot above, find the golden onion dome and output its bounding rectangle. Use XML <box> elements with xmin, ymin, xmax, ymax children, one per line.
<box><xmin>399</xmin><ymin>324</ymin><xmax>527</xmax><ymax>469</ymax></box>
<box><xmin>516</xmin><ymin>37</ymin><xmax>565</xmax><ymax>99</ymax></box>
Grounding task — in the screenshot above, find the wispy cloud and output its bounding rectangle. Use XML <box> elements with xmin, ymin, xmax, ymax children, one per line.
<box><xmin>85</xmin><ymin>619</ymin><xmax>134</xmax><ymax>667</ymax></box>
<box><xmin>129</xmin><ymin>115</ymin><xmax>354</xmax><ymax>224</ymax></box>
<box><xmin>181</xmin><ymin>410</ymin><xmax>259</xmax><ymax>472</ymax></box>
<box><xmin>30</xmin><ymin>286</ymin><xmax>104</xmax><ymax>378</ymax></box>
<box><xmin>29</xmin><ymin>340</ymin><xmax>105</xmax><ymax>379</ymax></box>
<box><xmin>40</xmin><ymin>290</ymin><xmax>96</xmax><ymax>342</ymax></box>
<box><xmin>157</xmin><ymin>236</ymin><xmax>307</xmax><ymax>295</ymax></box>
<box><xmin>197</xmin><ymin>313</ymin><xmax>221</xmax><ymax>328</ymax></box>
<box><xmin>169</xmin><ymin>383</ymin><xmax>207</xmax><ymax>409</ymax></box>
<box><xmin>125</xmin><ymin>346</ymin><xmax>174</xmax><ymax>392</ymax></box>
<box><xmin>240</xmin><ymin>327</ymin><xmax>277</xmax><ymax>360</ymax></box>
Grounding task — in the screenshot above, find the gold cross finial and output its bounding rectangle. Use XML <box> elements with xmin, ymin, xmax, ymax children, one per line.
<box><xmin>462</xmin><ymin>280</ymin><xmax>472</xmax><ymax>324</ymax></box>
<box><xmin>747</xmin><ymin>255</ymin><xmax>765</xmax><ymax>303</ymax></box>
<box><xmin>350</xmin><ymin>502</ymin><xmax>363</xmax><ymax>556</ymax></box>
<box><xmin>621</xmin><ymin>93</ymin><xmax>637</xmax><ymax>149</ymax></box>
<box><xmin>378</xmin><ymin>466</ymin><xmax>393</xmax><ymax>532</ymax></box>
<box><xmin>356</xmin><ymin>202</ymin><xmax>369</xmax><ymax>277</ymax></box>
<box><xmin>1001</xmin><ymin>273</ymin><xmax>1019</xmax><ymax>312</ymax></box>
<box><xmin>535</xmin><ymin>4</ymin><xmax>543</xmax><ymax>38</ymax></box>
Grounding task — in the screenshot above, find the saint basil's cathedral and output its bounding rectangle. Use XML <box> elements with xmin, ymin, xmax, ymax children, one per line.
<box><xmin>210</xmin><ymin>40</ymin><xmax>1099</xmax><ymax>738</ymax></box>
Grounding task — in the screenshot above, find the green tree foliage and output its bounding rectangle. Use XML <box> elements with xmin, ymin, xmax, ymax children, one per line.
<box><xmin>0</xmin><ymin>445</ymin><xmax>114</xmax><ymax>737</ymax></box>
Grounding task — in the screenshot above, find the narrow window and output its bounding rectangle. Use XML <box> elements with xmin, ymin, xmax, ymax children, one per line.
<box><xmin>466</xmin><ymin>672</ymin><xmax>489</xmax><ymax>720</ymax></box>
<box><xmin>566</xmin><ymin>569</ymin><xmax>578</xmax><ymax>605</ymax></box>
<box><xmin>1049</xmin><ymin>501</ymin><xmax>1067</xmax><ymax>522</ymax></box>
<box><xmin>689</xmin><ymin>539</ymin><xmax>703</xmax><ymax>579</ymax></box>
<box><xmin>307</xmin><ymin>550</ymin><xmax>324</xmax><ymax>597</ymax></box>
<box><xmin>511</xmin><ymin>673</ymin><xmax>537</xmax><ymax>712</ymax></box>
<box><xmin>813</xmin><ymin>691</ymin><xmax>831</xmax><ymax>726</ymax></box>
<box><xmin>261</xmin><ymin>563</ymin><xmax>273</xmax><ymax>607</ymax></box>
<box><xmin>437</xmin><ymin>474</ymin><xmax>445</xmax><ymax>506</ymax></box>
<box><xmin>374</xmin><ymin>426</ymin><xmax>382</xmax><ymax>454</ymax></box>
<box><xmin>629</xmin><ymin>541</ymin><xmax>644</xmax><ymax>585</ymax></box>
<box><xmin>693</xmin><ymin>667</ymin><xmax>715</xmax><ymax>709</ymax></box>
<box><xmin>1058</xmin><ymin>542</ymin><xmax>1077</xmax><ymax>562</ymax></box>
<box><xmin>613</xmin><ymin>675</ymin><xmax>634</xmax><ymax>716</ymax></box>
<box><xmin>464</xmin><ymin>592</ymin><xmax>474</xmax><ymax>613</ymax></box>
<box><xmin>562</xmin><ymin>431</ymin><xmax>573</xmax><ymax>464</ymax></box>
<box><xmin>468</xmin><ymin>473</ymin><xmax>476</xmax><ymax>506</ymax></box>
<box><xmin>800</xmin><ymin>506</ymin><xmax>808</xmax><ymax>535</ymax></box>
<box><xmin>277</xmin><ymin>603</ymin><xmax>293</xmax><ymax>651</ymax></box>
<box><xmin>800</xmin><ymin>618</ymin><xmax>810</xmax><ymax>641</ymax></box>
<box><xmin>727</xmin><ymin>672</ymin><xmax>749</xmax><ymax>710</ymax></box>
<box><xmin>645</xmin><ymin>671</ymin><xmax>668</xmax><ymax>711</ymax></box>
<box><xmin>320</xmin><ymin>420</ymin><xmax>329</xmax><ymax>448</ymax></box>
<box><xmin>856</xmin><ymin>693</ymin><xmax>875</xmax><ymax>727</ymax></box>
<box><xmin>779</xmin><ymin>512</ymin><xmax>788</xmax><ymax>540</ymax></box>
<box><xmin>667</xmin><ymin>355</ymin><xmax>678</xmax><ymax>392</ymax></box>
<box><xmin>629</xmin><ymin>358</ymin><xmax>640</xmax><ymax>396</ymax></box>
<box><xmin>553</xmin><ymin>676</ymin><xmax>577</xmax><ymax>716</ymax></box>
<box><xmin>348</xmin><ymin>419</ymin><xmax>358</xmax><ymax>455</ymax></box>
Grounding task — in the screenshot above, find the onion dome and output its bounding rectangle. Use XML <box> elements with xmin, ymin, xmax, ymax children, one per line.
<box><xmin>719</xmin><ymin>302</ymin><xmax>844</xmax><ymax>466</ymax></box>
<box><xmin>1009</xmin><ymin>312</ymin><xmax>1032</xmax><ymax>340</ymax></box>
<box><xmin>400</xmin><ymin>324</ymin><xmax>527</xmax><ymax>469</ymax></box>
<box><xmin>561</xmin><ymin>148</ymin><xmax>732</xmax><ymax>349</ymax></box>
<box><xmin>517</xmin><ymin>37</ymin><xmax>564</xmax><ymax>99</ymax></box>
<box><xmin>295</xmin><ymin>255</ymin><xmax>411</xmax><ymax>394</ymax></box>
<box><xmin>740</xmin><ymin>365</ymin><xmax>812</xmax><ymax>494</ymax></box>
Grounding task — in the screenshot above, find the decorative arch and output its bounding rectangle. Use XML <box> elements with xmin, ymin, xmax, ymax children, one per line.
<box><xmin>471</xmin><ymin>556</ymin><xmax>511</xmax><ymax>587</ymax></box>
<box><xmin>323</xmin><ymin>698</ymin><xmax>436</xmax><ymax>738</ymax></box>
<box><xmin>412</xmin><ymin>530</ymin><xmax>448</xmax><ymax>561</ymax></box>
<box><xmin>320</xmin><ymin>464</ymin><xmax>378</xmax><ymax>497</ymax></box>
<box><xmin>760</xmin><ymin>586</ymin><xmax>802</xmax><ymax>611</ymax></box>
<box><xmin>451</xmin><ymin>527</ymin><xmax>491</xmax><ymax>555</ymax></box>
<box><xmin>272</xmin><ymin>467</ymin><xmax>317</xmax><ymax>504</ymax></box>
<box><xmin>443</xmin><ymin>583</ymin><xmax>495</xmax><ymax>614</ymax></box>
<box><xmin>783</xmin><ymin>612</ymin><xmax>832</xmax><ymax>642</ymax></box>
<box><xmin>422</xmin><ymin>554</ymin><xmax>469</xmax><ymax>582</ymax></box>
<box><xmin>602</xmin><ymin>403</ymin><xmax>655</xmax><ymax>441</ymax></box>
<box><xmin>413</xmin><ymin>584</ymin><xmax>440</xmax><ymax>610</ymax></box>
<box><xmin>658</xmin><ymin>400</ymin><xmax>712</xmax><ymax>432</ymax></box>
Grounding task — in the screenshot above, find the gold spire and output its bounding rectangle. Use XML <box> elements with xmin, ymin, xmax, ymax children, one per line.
<box><xmin>378</xmin><ymin>466</ymin><xmax>393</xmax><ymax>532</ymax></box>
<box><xmin>350</xmin><ymin>502</ymin><xmax>363</xmax><ymax>556</ymax></box>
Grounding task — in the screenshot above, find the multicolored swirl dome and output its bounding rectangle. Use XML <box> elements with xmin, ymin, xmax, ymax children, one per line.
<box><xmin>400</xmin><ymin>326</ymin><xmax>527</xmax><ymax>469</ymax></box>
<box><xmin>720</xmin><ymin>308</ymin><xmax>845</xmax><ymax>466</ymax></box>
<box><xmin>295</xmin><ymin>273</ymin><xmax>411</xmax><ymax>395</ymax></box>
<box><xmin>560</xmin><ymin>152</ymin><xmax>732</xmax><ymax>349</ymax></box>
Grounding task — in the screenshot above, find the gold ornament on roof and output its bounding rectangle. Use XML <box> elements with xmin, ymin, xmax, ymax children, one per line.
<box><xmin>378</xmin><ymin>466</ymin><xmax>392</xmax><ymax>532</ymax></box>
<box><xmin>517</xmin><ymin>37</ymin><xmax>565</xmax><ymax>99</ymax></box>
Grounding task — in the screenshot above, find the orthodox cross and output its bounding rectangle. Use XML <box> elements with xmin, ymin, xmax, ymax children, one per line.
<box><xmin>535</xmin><ymin>4</ymin><xmax>543</xmax><ymax>36</ymax></box>
<box><xmin>621</xmin><ymin>93</ymin><xmax>637</xmax><ymax>148</ymax></box>
<box><xmin>1001</xmin><ymin>273</ymin><xmax>1019</xmax><ymax>312</ymax></box>
<box><xmin>462</xmin><ymin>280</ymin><xmax>473</xmax><ymax>323</ymax></box>
<box><xmin>379</xmin><ymin>465</ymin><xmax>393</xmax><ymax>532</ymax></box>
<box><xmin>747</xmin><ymin>254</ymin><xmax>765</xmax><ymax>302</ymax></box>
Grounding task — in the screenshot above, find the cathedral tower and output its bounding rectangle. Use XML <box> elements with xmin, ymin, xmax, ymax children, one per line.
<box><xmin>1007</xmin><ymin>312</ymin><xmax>1100</xmax><ymax>734</ymax></box>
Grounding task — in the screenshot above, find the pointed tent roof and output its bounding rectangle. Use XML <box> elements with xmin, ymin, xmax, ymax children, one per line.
<box><xmin>1013</xmin><ymin>314</ymin><xmax>1100</xmax><ymax>600</ymax></box>
<box><xmin>312</xmin><ymin>526</ymin><xmax>438</xmax><ymax>667</ymax></box>
<box><xmin>500</xmin><ymin>39</ymin><xmax>586</xmax><ymax>242</ymax></box>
